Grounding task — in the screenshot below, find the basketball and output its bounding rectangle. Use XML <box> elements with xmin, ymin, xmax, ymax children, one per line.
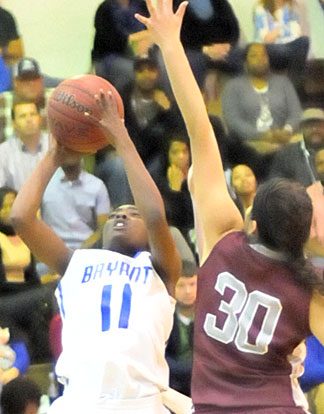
<box><xmin>47</xmin><ymin>74</ymin><xmax>124</xmax><ymax>153</ymax></box>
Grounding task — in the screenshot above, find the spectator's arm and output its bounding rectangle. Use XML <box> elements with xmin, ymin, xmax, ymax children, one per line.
<box><xmin>282</xmin><ymin>79</ymin><xmax>302</xmax><ymax>133</ymax></box>
<box><xmin>2</xmin><ymin>38</ymin><xmax>24</xmax><ymax>65</ymax></box>
<box><xmin>0</xmin><ymin>367</ymin><xmax>19</xmax><ymax>384</ymax></box>
<box><xmin>11</xmin><ymin>341</ymin><xmax>30</xmax><ymax>375</ymax></box>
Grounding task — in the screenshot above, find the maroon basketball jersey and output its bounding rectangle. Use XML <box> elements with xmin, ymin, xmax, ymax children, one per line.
<box><xmin>192</xmin><ymin>231</ymin><xmax>312</xmax><ymax>414</ymax></box>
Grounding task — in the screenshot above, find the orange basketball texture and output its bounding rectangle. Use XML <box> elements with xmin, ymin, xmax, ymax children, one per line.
<box><xmin>47</xmin><ymin>75</ymin><xmax>124</xmax><ymax>153</ymax></box>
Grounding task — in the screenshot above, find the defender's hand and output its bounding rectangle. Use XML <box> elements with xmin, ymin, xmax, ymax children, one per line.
<box><xmin>135</xmin><ymin>0</ymin><xmax>188</xmax><ymax>49</ymax></box>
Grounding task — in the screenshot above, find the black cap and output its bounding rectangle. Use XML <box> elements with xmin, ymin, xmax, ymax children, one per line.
<box><xmin>134</xmin><ymin>56</ymin><xmax>158</xmax><ymax>72</ymax></box>
<box><xmin>13</xmin><ymin>57</ymin><xmax>41</xmax><ymax>79</ymax></box>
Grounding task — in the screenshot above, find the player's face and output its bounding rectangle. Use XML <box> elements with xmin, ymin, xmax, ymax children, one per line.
<box><xmin>0</xmin><ymin>192</ymin><xmax>16</xmax><ymax>225</ymax></box>
<box><xmin>246</xmin><ymin>44</ymin><xmax>270</xmax><ymax>77</ymax></box>
<box><xmin>13</xmin><ymin>103</ymin><xmax>41</xmax><ymax>138</ymax></box>
<box><xmin>175</xmin><ymin>275</ymin><xmax>197</xmax><ymax>307</ymax></box>
<box><xmin>231</xmin><ymin>165</ymin><xmax>257</xmax><ymax>196</ymax></box>
<box><xmin>102</xmin><ymin>205</ymin><xmax>149</xmax><ymax>253</ymax></box>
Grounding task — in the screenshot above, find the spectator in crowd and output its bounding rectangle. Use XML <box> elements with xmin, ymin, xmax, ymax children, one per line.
<box><xmin>0</xmin><ymin>185</ymin><xmax>51</xmax><ymax>365</ymax></box>
<box><xmin>269</xmin><ymin>108</ymin><xmax>324</xmax><ymax>269</ymax></box>
<box><xmin>0</xmin><ymin>56</ymin><xmax>10</xmax><ymax>94</ymax></box>
<box><xmin>122</xmin><ymin>56</ymin><xmax>171</xmax><ymax>165</ymax></box>
<box><xmin>92</xmin><ymin>0</ymin><xmax>149</xmax><ymax>93</ymax></box>
<box><xmin>152</xmin><ymin>132</ymin><xmax>193</xmax><ymax>241</ymax></box>
<box><xmin>315</xmin><ymin>148</ymin><xmax>324</xmax><ymax>186</ymax></box>
<box><xmin>0</xmin><ymin>100</ymin><xmax>49</xmax><ymax>191</ymax></box>
<box><xmin>156</xmin><ymin>0</ymin><xmax>240</xmax><ymax>94</ymax></box>
<box><xmin>222</xmin><ymin>42</ymin><xmax>301</xmax><ymax>158</ymax></box>
<box><xmin>231</xmin><ymin>164</ymin><xmax>257</xmax><ymax>218</ymax></box>
<box><xmin>0</xmin><ymin>316</ymin><xmax>30</xmax><ymax>390</ymax></box>
<box><xmin>269</xmin><ymin>108</ymin><xmax>324</xmax><ymax>186</ymax></box>
<box><xmin>0</xmin><ymin>57</ymin><xmax>59</xmax><ymax>143</ymax></box>
<box><xmin>0</xmin><ymin>376</ymin><xmax>41</xmax><ymax>414</ymax></box>
<box><xmin>41</xmin><ymin>158</ymin><xmax>110</xmax><ymax>251</ymax></box>
<box><xmin>94</xmin><ymin>148</ymin><xmax>134</xmax><ymax>209</ymax></box>
<box><xmin>253</xmin><ymin>0</ymin><xmax>310</xmax><ymax>84</ymax></box>
<box><xmin>37</xmin><ymin>157</ymin><xmax>110</xmax><ymax>278</ymax></box>
<box><xmin>0</xmin><ymin>4</ymin><xmax>23</xmax><ymax>67</ymax></box>
<box><xmin>0</xmin><ymin>4</ymin><xmax>23</xmax><ymax>93</ymax></box>
<box><xmin>299</xmin><ymin>59</ymin><xmax>324</xmax><ymax>111</ymax></box>
<box><xmin>299</xmin><ymin>335</ymin><xmax>324</xmax><ymax>393</ymax></box>
<box><xmin>0</xmin><ymin>187</ymin><xmax>38</xmax><ymax>284</ymax></box>
<box><xmin>320</xmin><ymin>0</ymin><xmax>324</xmax><ymax>12</ymax></box>
<box><xmin>166</xmin><ymin>260</ymin><xmax>197</xmax><ymax>397</ymax></box>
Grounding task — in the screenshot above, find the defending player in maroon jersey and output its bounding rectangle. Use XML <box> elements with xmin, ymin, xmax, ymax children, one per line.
<box><xmin>136</xmin><ymin>1</ymin><xmax>324</xmax><ymax>413</ymax></box>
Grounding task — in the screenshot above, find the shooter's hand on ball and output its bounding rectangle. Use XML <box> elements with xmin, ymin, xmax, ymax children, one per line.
<box><xmin>85</xmin><ymin>91</ymin><xmax>127</xmax><ymax>149</ymax></box>
<box><xmin>48</xmin><ymin>134</ymin><xmax>84</xmax><ymax>167</ymax></box>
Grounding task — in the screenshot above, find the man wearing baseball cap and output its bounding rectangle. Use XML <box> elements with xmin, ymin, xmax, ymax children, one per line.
<box><xmin>0</xmin><ymin>57</ymin><xmax>55</xmax><ymax>143</ymax></box>
<box><xmin>269</xmin><ymin>107</ymin><xmax>324</xmax><ymax>261</ymax></box>
<box><xmin>269</xmin><ymin>107</ymin><xmax>324</xmax><ymax>186</ymax></box>
<box><xmin>13</xmin><ymin>57</ymin><xmax>44</xmax><ymax>106</ymax></box>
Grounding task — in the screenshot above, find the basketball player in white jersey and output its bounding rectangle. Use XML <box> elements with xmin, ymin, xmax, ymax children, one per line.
<box><xmin>10</xmin><ymin>92</ymin><xmax>192</xmax><ymax>414</ymax></box>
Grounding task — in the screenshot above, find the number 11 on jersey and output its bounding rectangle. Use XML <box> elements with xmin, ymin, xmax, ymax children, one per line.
<box><xmin>101</xmin><ymin>283</ymin><xmax>132</xmax><ymax>331</ymax></box>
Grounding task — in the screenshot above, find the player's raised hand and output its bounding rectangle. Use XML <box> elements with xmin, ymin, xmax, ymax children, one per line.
<box><xmin>135</xmin><ymin>0</ymin><xmax>188</xmax><ymax>49</ymax></box>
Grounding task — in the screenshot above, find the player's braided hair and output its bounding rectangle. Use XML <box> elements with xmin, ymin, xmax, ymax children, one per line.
<box><xmin>252</xmin><ymin>178</ymin><xmax>324</xmax><ymax>295</ymax></box>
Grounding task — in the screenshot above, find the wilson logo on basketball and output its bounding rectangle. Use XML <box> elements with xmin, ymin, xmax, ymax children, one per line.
<box><xmin>53</xmin><ymin>90</ymin><xmax>93</xmax><ymax>115</ymax></box>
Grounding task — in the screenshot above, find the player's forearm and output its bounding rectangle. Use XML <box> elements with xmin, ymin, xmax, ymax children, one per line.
<box><xmin>161</xmin><ymin>41</ymin><xmax>211</xmax><ymax>147</ymax></box>
<box><xmin>114</xmin><ymin>133</ymin><xmax>167</xmax><ymax>226</ymax></box>
<box><xmin>162</xmin><ymin>387</ymin><xmax>193</xmax><ymax>414</ymax></box>
<box><xmin>11</xmin><ymin>152</ymin><xmax>59</xmax><ymax>230</ymax></box>
<box><xmin>160</xmin><ymin>39</ymin><xmax>227</xmax><ymax>196</ymax></box>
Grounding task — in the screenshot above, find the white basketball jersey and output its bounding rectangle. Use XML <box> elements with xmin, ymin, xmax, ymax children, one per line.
<box><xmin>54</xmin><ymin>249</ymin><xmax>175</xmax><ymax>409</ymax></box>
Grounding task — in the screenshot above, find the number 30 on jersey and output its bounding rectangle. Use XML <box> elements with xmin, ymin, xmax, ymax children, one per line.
<box><xmin>204</xmin><ymin>272</ymin><xmax>282</xmax><ymax>355</ymax></box>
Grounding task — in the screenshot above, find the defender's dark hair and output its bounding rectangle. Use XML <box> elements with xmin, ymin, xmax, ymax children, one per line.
<box><xmin>0</xmin><ymin>377</ymin><xmax>41</xmax><ymax>414</ymax></box>
<box><xmin>252</xmin><ymin>178</ymin><xmax>324</xmax><ymax>294</ymax></box>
